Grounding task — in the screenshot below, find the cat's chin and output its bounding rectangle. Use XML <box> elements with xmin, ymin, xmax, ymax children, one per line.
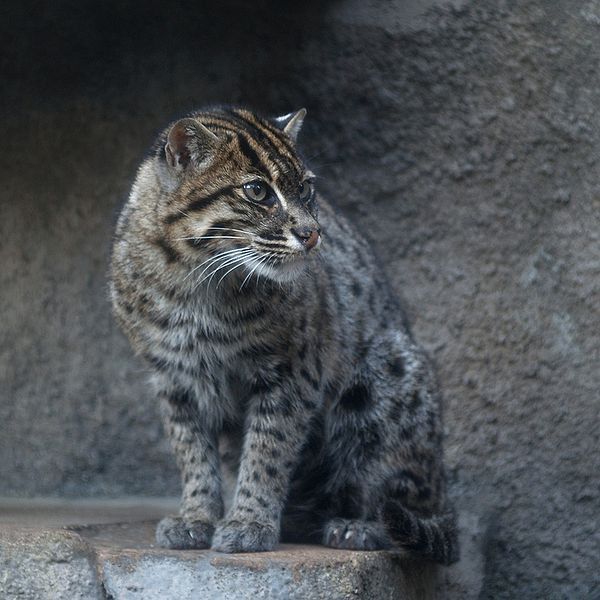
<box><xmin>254</xmin><ymin>255</ymin><xmax>309</xmax><ymax>284</ymax></box>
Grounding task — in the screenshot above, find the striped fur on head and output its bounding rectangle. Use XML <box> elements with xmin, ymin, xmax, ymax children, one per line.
<box><xmin>154</xmin><ymin>107</ymin><xmax>320</xmax><ymax>285</ymax></box>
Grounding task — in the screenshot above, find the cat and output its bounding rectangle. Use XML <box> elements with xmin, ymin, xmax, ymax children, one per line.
<box><xmin>110</xmin><ymin>106</ymin><xmax>458</xmax><ymax>564</ymax></box>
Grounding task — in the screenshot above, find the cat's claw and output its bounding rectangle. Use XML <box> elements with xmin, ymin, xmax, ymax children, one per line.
<box><xmin>156</xmin><ymin>516</ymin><xmax>214</xmax><ymax>549</ymax></box>
<box><xmin>211</xmin><ymin>519</ymin><xmax>278</xmax><ymax>553</ymax></box>
<box><xmin>323</xmin><ymin>518</ymin><xmax>391</xmax><ymax>551</ymax></box>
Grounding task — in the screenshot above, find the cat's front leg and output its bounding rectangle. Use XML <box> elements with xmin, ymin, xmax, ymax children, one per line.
<box><xmin>156</xmin><ymin>386</ymin><xmax>224</xmax><ymax>549</ymax></box>
<box><xmin>212</xmin><ymin>382</ymin><xmax>318</xmax><ymax>553</ymax></box>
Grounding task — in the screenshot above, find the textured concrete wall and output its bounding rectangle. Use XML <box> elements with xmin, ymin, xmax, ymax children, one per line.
<box><xmin>1</xmin><ymin>0</ymin><xmax>599</xmax><ymax>597</ymax></box>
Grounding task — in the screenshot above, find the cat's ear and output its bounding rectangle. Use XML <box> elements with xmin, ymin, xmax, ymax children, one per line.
<box><xmin>164</xmin><ymin>118</ymin><xmax>220</xmax><ymax>172</ymax></box>
<box><xmin>273</xmin><ymin>108</ymin><xmax>307</xmax><ymax>141</ymax></box>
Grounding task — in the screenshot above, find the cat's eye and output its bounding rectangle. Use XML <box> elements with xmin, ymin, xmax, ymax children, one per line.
<box><xmin>243</xmin><ymin>180</ymin><xmax>270</xmax><ymax>203</ymax></box>
<box><xmin>299</xmin><ymin>180</ymin><xmax>313</xmax><ymax>201</ymax></box>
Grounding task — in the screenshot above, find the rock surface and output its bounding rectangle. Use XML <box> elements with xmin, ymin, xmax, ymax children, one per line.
<box><xmin>1</xmin><ymin>0</ymin><xmax>599</xmax><ymax>598</ymax></box>
<box><xmin>0</xmin><ymin>500</ymin><xmax>455</xmax><ymax>600</ymax></box>
<box><xmin>0</xmin><ymin>527</ymin><xmax>102</xmax><ymax>600</ymax></box>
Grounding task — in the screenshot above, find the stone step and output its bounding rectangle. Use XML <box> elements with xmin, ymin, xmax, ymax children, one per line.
<box><xmin>0</xmin><ymin>498</ymin><xmax>484</xmax><ymax>599</ymax></box>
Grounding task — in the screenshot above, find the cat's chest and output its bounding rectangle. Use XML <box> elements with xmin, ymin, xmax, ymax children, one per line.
<box><xmin>163</xmin><ymin>299</ymin><xmax>273</xmax><ymax>360</ymax></box>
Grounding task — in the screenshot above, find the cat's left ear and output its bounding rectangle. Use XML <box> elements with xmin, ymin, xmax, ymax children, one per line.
<box><xmin>273</xmin><ymin>108</ymin><xmax>307</xmax><ymax>141</ymax></box>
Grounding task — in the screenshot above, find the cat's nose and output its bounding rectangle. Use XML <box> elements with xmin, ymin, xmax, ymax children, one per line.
<box><xmin>291</xmin><ymin>226</ymin><xmax>321</xmax><ymax>250</ymax></box>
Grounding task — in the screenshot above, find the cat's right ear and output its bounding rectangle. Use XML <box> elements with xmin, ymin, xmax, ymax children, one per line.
<box><xmin>164</xmin><ymin>118</ymin><xmax>220</xmax><ymax>173</ymax></box>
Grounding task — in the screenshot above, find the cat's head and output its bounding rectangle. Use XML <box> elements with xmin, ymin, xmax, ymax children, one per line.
<box><xmin>155</xmin><ymin>107</ymin><xmax>320</xmax><ymax>288</ymax></box>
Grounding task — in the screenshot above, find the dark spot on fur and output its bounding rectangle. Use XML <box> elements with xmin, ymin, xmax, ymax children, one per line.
<box><xmin>409</xmin><ymin>390</ymin><xmax>421</xmax><ymax>413</ymax></box>
<box><xmin>275</xmin><ymin>361</ymin><xmax>293</xmax><ymax>379</ymax></box>
<box><xmin>388</xmin><ymin>356</ymin><xmax>405</xmax><ymax>378</ymax></box>
<box><xmin>338</xmin><ymin>382</ymin><xmax>371</xmax><ymax>411</ymax></box>
<box><xmin>315</xmin><ymin>354</ymin><xmax>323</xmax><ymax>377</ymax></box>
<box><xmin>154</xmin><ymin>237</ymin><xmax>180</xmax><ymax>263</ymax></box>
<box><xmin>298</xmin><ymin>343</ymin><xmax>307</xmax><ymax>360</ymax></box>
<box><xmin>251</xmin><ymin>375</ymin><xmax>271</xmax><ymax>396</ymax></box>
<box><xmin>168</xmin><ymin>388</ymin><xmax>194</xmax><ymax>409</ymax></box>
<box><xmin>418</xmin><ymin>487</ymin><xmax>432</xmax><ymax>501</ymax></box>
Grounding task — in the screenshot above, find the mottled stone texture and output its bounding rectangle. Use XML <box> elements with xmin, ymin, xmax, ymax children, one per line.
<box><xmin>1</xmin><ymin>0</ymin><xmax>599</xmax><ymax>597</ymax></box>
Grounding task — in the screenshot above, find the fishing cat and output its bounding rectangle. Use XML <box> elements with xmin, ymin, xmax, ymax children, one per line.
<box><xmin>110</xmin><ymin>106</ymin><xmax>458</xmax><ymax>563</ymax></box>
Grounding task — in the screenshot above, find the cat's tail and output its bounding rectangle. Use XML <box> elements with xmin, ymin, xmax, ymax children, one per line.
<box><xmin>382</xmin><ymin>500</ymin><xmax>459</xmax><ymax>565</ymax></box>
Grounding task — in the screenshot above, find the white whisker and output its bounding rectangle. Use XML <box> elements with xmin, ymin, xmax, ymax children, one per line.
<box><xmin>239</xmin><ymin>260</ymin><xmax>261</xmax><ymax>291</ymax></box>
<box><xmin>195</xmin><ymin>250</ymin><xmax>255</xmax><ymax>288</ymax></box>
<box><xmin>240</xmin><ymin>253</ymin><xmax>272</xmax><ymax>291</ymax></box>
<box><xmin>183</xmin><ymin>246</ymin><xmax>252</xmax><ymax>282</ymax></box>
<box><xmin>175</xmin><ymin>236</ymin><xmax>247</xmax><ymax>241</ymax></box>
<box><xmin>207</xmin><ymin>226</ymin><xmax>258</xmax><ymax>238</ymax></box>
<box><xmin>206</xmin><ymin>251</ymin><xmax>256</xmax><ymax>290</ymax></box>
<box><xmin>216</xmin><ymin>253</ymin><xmax>258</xmax><ymax>289</ymax></box>
<box><xmin>196</xmin><ymin>249</ymin><xmax>256</xmax><ymax>291</ymax></box>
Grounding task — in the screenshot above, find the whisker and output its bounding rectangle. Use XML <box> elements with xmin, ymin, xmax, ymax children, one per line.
<box><xmin>205</xmin><ymin>254</ymin><xmax>254</xmax><ymax>294</ymax></box>
<box><xmin>196</xmin><ymin>249</ymin><xmax>256</xmax><ymax>291</ymax></box>
<box><xmin>267</xmin><ymin>255</ymin><xmax>282</xmax><ymax>292</ymax></box>
<box><xmin>207</xmin><ymin>251</ymin><xmax>255</xmax><ymax>289</ymax></box>
<box><xmin>207</xmin><ymin>226</ymin><xmax>258</xmax><ymax>238</ymax></box>
<box><xmin>305</xmin><ymin>149</ymin><xmax>327</xmax><ymax>162</ymax></box>
<box><xmin>196</xmin><ymin>250</ymin><xmax>255</xmax><ymax>289</ymax></box>
<box><xmin>240</xmin><ymin>253</ymin><xmax>272</xmax><ymax>291</ymax></box>
<box><xmin>175</xmin><ymin>207</ymin><xmax>190</xmax><ymax>218</ymax></box>
<box><xmin>258</xmin><ymin>253</ymin><xmax>277</xmax><ymax>291</ymax></box>
<box><xmin>183</xmin><ymin>246</ymin><xmax>251</xmax><ymax>282</ymax></box>
<box><xmin>175</xmin><ymin>236</ymin><xmax>247</xmax><ymax>241</ymax></box>
<box><xmin>216</xmin><ymin>253</ymin><xmax>258</xmax><ymax>289</ymax></box>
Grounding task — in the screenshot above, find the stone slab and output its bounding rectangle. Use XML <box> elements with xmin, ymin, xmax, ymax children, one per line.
<box><xmin>0</xmin><ymin>498</ymin><xmax>485</xmax><ymax>599</ymax></box>
<box><xmin>79</xmin><ymin>521</ymin><xmax>437</xmax><ymax>600</ymax></box>
<box><xmin>0</xmin><ymin>526</ymin><xmax>102</xmax><ymax>600</ymax></box>
<box><xmin>0</xmin><ymin>499</ymin><xmax>450</xmax><ymax>600</ymax></box>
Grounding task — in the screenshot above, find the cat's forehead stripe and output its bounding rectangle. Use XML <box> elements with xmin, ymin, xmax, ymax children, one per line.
<box><xmin>233</xmin><ymin>109</ymin><xmax>299</xmax><ymax>164</ymax></box>
<box><xmin>202</xmin><ymin>113</ymin><xmax>298</xmax><ymax>179</ymax></box>
<box><xmin>235</xmin><ymin>132</ymin><xmax>272</xmax><ymax>178</ymax></box>
<box><xmin>222</xmin><ymin>110</ymin><xmax>302</xmax><ymax>175</ymax></box>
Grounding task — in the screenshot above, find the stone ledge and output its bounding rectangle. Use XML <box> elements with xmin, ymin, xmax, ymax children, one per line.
<box><xmin>91</xmin><ymin>521</ymin><xmax>437</xmax><ymax>600</ymax></box>
<box><xmin>0</xmin><ymin>499</ymin><xmax>484</xmax><ymax>600</ymax></box>
<box><xmin>0</xmin><ymin>526</ymin><xmax>102</xmax><ymax>600</ymax></box>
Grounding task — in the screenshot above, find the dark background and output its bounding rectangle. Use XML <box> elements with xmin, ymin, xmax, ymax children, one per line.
<box><xmin>1</xmin><ymin>1</ymin><xmax>599</xmax><ymax>597</ymax></box>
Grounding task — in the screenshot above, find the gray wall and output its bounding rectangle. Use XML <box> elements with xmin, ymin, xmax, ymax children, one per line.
<box><xmin>1</xmin><ymin>0</ymin><xmax>599</xmax><ymax>597</ymax></box>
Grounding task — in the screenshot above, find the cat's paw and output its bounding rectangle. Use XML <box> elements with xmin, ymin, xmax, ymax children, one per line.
<box><xmin>323</xmin><ymin>518</ymin><xmax>391</xmax><ymax>551</ymax></box>
<box><xmin>211</xmin><ymin>519</ymin><xmax>278</xmax><ymax>553</ymax></box>
<box><xmin>155</xmin><ymin>516</ymin><xmax>214</xmax><ymax>549</ymax></box>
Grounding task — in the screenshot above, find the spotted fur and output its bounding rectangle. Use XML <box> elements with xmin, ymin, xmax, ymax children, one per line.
<box><xmin>110</xmin><ymin>106</ymin><xmax>458</xmax><ymax>564</ymax></box>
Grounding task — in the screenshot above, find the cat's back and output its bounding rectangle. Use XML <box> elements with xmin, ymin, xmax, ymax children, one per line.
<box><xmin>314</xmin><ymin>196</ymin><xmax>406</xmax><ymax>336</ymax></box>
